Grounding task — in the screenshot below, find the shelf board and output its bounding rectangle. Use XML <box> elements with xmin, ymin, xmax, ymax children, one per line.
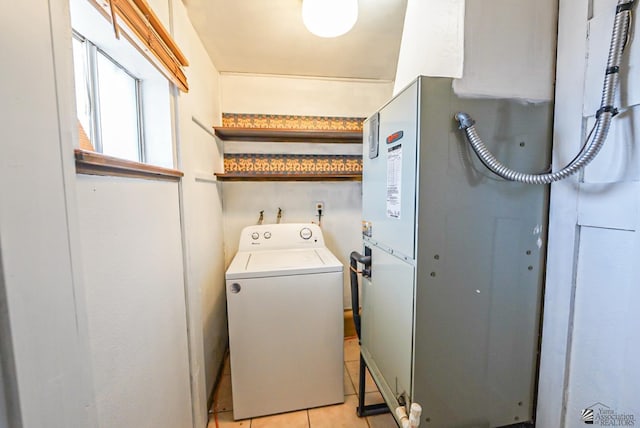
<box><xmin>213</xmin><ymin>127</ymin><xmax>362</xmax><ymax>144</ymax></box>
<box><xmin>74</xmin><ymin>149</ymin><xmax>183</xmax><ymax>182</ymax></box>
<box><xmin>214</xmin><ymin>172</ymin><xmax>362</xmax><ymax>182</ymax></box>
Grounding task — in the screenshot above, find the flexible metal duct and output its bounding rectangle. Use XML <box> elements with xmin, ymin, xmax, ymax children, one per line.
<box><xmin>455</xmin><ymin>0</ymin><xmax>635</xmax><ymax>184</ymax></box>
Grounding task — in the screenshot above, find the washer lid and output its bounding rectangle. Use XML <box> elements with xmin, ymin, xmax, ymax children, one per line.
<box><xmin>226</xmin><ymin>247</ymin><xmax>342</xmax><ymax>279</ymax></box>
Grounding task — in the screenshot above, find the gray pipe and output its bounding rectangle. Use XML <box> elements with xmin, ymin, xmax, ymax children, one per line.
<box><xmin>455</xmin><ymin>0</ymin><xmax>634</xmax><ymax>184</ymax></box>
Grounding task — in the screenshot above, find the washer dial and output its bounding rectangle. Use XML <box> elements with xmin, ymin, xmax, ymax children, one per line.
<box><xmin>299</xmin><ymin>227</ymin><xmax>313</xmax><ymax>240</ymax></box>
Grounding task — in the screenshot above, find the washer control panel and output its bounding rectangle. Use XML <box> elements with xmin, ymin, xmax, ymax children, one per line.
<box><xmin>238</xmin><ymin>223</ymin><xmax>324</xmax><ymax>251</ymax></box>
<box><xmin>299</xmin><ymin>227</ymin><xmax>312</xmax><ymax>240</ymax></box>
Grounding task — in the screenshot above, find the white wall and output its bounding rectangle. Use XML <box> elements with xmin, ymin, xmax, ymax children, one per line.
<box><xmin>0</xmin><ymin>0</ymin><xmax>225</xmax><ymax>427</ymax></box>
<box><xmin>453</xmin><ymin>0</ymin><xmax>557</xmax><ymax>102</ymax></box>
<box><xmin>219</xmin><ymin>74</ymin><xmax>393</xmax><ymax>308</ymax></box>
<box><xmin>71</xmin><ymin>1</ymin><xmax>227</xmax><ymax>427</ymax></box>
<box><xmin>0</xmin><ymin>0</ymin><xmax>95</xmax><ymax>426</ymax></box>
<box><xmin>538</xmin><ymin>0</ymin><xmax>640</xmax><ymax>425</ymax></box>
<box><xmin>394</xmin><ymin>0</ymin><xmax>557</xmax><ymax>102</ymax></box>
<box><xmin>221</xmin><ymin>73</ymin><xmax>393</xmax><ymax>116</ymax></box>
<box><xmin>76</xmin><ymin>177</ymin><xmax>193</xmax><ymax>428</ymax></box>
<box><xmin>394</xmin><ymin>0</ymin><xmax>465</xmax><ymax>93</ymax></box>
<box><xmin>171</xmin><ymin>0</ymin><xmax>227</xmax><ymax>419</ymax></box>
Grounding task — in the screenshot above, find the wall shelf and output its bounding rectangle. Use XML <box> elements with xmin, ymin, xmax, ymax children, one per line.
<box><xmin>214</xmin><ymin>172</ymin><xmax>361</xmax><ymax>182</ymax></box>
<box><xmin>220</xmin><ymin>153</ymin><xmax>362</xmax><ymax>182</ymax></box>
<box><xmin>213</xmin><ymin>127</ymin><xmax>362</xmax><ymax>144</ymax></box>
<box><xmin>216</xmin><ymin>114</ymin><xmax>364</xmax><ymax>182</ymax></box>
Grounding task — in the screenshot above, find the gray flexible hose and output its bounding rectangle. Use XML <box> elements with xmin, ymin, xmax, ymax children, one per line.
<box><xmin>455</xmin><ymin>0</ymin><xmax>634</xmax><ymax>184</ymax></box>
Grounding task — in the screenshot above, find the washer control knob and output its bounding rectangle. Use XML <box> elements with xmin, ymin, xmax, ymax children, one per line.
<box><xmin>251</xmin><ymin>232</ymin><xmax>259</xmax><ymax>240</ymax></box>
<box><xmin>264</xmin><ymin>231</ymin><xmax>272</xmax><ymax>239</ymax></box>
<box><xmin>300</xmin><ymin>227</ymin><xmax>312</xmax><ymax>240</ymax></box>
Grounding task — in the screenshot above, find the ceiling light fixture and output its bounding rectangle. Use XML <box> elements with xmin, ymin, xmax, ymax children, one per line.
<box><xmin>302</xmin><ymin>0</ymin><xmax>358</xmax><ymax>38</ymax></box>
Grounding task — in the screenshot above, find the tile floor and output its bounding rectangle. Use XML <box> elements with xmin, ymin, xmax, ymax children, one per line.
<box><xmin>208</xmin><ymin>337</ymin><xmax>398</xmax><ymax>428</ymax></box>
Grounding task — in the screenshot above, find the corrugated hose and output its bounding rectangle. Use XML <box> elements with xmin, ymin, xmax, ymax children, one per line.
<box><xmin>455</xmin><ymin>0</ymin><xmax>635</xmax><ymax>184</ymax></box>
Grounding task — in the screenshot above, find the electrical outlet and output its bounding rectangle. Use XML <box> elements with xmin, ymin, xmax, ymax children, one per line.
<box><xmin>315</xmin><ymin>201</ymin><xmax>324</xmax><ymax>212</ymax></box>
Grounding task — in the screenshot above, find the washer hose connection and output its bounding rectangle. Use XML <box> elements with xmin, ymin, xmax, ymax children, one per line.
<box><xmin>455</xmin><ymin>0</ymin><xmax>635</xmax><ymax>184</ymax></box>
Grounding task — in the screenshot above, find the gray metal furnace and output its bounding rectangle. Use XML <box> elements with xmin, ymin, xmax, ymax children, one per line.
<box><xmin>358</xmin><ymin>76</ymin><xmax>552</xmax><ymax>427</ymax></box>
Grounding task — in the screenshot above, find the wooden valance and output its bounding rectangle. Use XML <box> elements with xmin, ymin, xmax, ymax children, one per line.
<box><xmin>89</xmin><ymin>0</ymin><xmax>189</xmax><ymax>92</ymax></box>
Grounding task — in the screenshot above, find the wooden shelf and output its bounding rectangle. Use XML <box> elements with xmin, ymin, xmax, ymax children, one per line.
<box><xmin>215</xmin><ymin>115</ymin><xmax>364</xmax><ymax>181</ymax></box>
<box><xmin>214</xmin><ymin>127</ymin><xmax>362</xmax><ymax>144</ymax></box>
<box><xmin>215</xmin><ymin>173</ymin><xmax>361</xmax><ymax>182</ymax></box>
<box><xmin>219</xmin><ymin>154</ymin><xmax>362</xmax><ymax>182</ymax></box>
<box><xmin>74</xmin><ymin>149</ymin><xmax>183</xmax><ymax>182</ymax></box>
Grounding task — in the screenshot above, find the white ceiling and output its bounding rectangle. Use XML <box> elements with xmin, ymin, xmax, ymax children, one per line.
<box><xmin>183</xmin><ymin>0</ymin><xmax>408</xmax><ymax>81</ymax></box>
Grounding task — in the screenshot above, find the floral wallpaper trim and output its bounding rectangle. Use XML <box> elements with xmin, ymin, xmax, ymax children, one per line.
<box><xmin>223</xmin><ymin>154</ymin><xmax>362</xmax><ymax>175</ymax></box>
<box><xmin>221</xmin><ymin>113</ymin><xmax>364</xmax><ymax>131</ymax></box>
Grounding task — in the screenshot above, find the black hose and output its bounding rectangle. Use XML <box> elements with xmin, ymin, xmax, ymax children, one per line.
<box><xmin>349</xmin><ymin>251</ymin><xmax>371</xmax><ymax>339</ymax></box>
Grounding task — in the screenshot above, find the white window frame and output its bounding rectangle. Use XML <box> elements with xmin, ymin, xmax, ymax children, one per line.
<box><xmin>73</xmin><ymin>31</ymin><xmax>146</xmax><ymax>163</ymax></box>
<box><xmin>70</xmin><ymin>0</ymin><xmax>174</xmax><ymax>169</ymax></box>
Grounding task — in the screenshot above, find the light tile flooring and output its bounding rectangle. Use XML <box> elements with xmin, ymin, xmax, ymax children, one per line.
<box><xmin>208</xmin><ymin>337</ymin><xmax>397</xmax><ymax>428</ymax></box>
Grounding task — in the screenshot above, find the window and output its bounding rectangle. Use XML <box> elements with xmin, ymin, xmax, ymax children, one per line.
<box><xmin>72</xmin><ymin>33</ymin><xmax>144</xmax><ymax>163</ymax></box>
<box><xmin>72</xmin><ymin>37</ymin><xmax>91</xmax><ymax>143</ymax></box>
<box><xmin>70</xmin><ymin>0</ymin><xmax>175</xmax><ymax>170</ymax></box>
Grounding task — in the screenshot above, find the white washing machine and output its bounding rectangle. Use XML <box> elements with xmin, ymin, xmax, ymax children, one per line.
<box><xmin>225</xmin><ymin>223</ymin><xmax>344</xmax><ymax>420</ymax></box>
